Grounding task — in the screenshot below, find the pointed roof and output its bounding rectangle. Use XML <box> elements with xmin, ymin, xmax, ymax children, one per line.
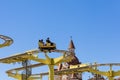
<box><xmin>68</xmin><ymin>39</ymin><xmax>75</xmax><ymax>49</ymax></box>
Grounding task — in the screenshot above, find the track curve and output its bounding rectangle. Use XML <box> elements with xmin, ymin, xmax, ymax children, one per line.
<box><xmin>7</xmin><ymin>63</ymin><xmax>120</xmax><ymax>80</ymax></box>
<box><xmin>0</xmin><ymin>35</ymin><xmax>13</xmax><ymax>48</ymax></box>
<box><xmin>4</xmin><ymin>49</ymin><xmax>73</xmax><ymax>80</ymax></box>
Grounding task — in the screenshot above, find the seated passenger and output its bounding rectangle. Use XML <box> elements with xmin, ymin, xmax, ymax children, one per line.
<box><xmin>46</xmin><ymin>37</ymin><xmax>50</xmax><ymax>43</ymax></box>
<box><xmin>46</xmin><ymin>37</ymin><xmax>54</xmax><ymax>45</ymax></box>
<box><xmin>39</xmin><ymin>39</ymin><xmax>44</xmax><ymax>46</ymax></box>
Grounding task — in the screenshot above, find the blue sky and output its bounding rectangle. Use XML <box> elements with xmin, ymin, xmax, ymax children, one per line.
<box><xmin>0</xmin><ymin>0</ymin><xmax>120</xmax><ymax>80</ymax></box>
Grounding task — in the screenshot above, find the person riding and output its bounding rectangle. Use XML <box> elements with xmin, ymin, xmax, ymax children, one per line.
<box><xmin>46</xmin><ymin>37</ymin><xmax>53</xmax><ymax>45</ymax></box>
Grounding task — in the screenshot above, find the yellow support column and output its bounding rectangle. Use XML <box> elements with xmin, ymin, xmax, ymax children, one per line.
<box><xmin>108</xmin><ymin>77</ymin><xmax>114</xmax><ymax>80</ymax></box>
<box><xmin>48</xmin><ymin>65</ymin><xmax>54</xmax><ymax>80</ymax></box>
<box><xmin>108</xmin><ymin>65</ymin><xmax>114</xmax><ymax>80</ymax></box>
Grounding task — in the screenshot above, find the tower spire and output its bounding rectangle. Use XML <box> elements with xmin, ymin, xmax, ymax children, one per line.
<box><xmin>68</xmin><ymin>37</ymin><xmax>75</xmax><ymax>49</ymax></box>
<box><xmin>68</xmin><ymin>37</ymin><xmax>75</xmax><ymax>53</ymax></box>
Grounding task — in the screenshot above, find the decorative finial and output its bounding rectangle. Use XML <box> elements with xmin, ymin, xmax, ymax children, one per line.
<box><xmin>68</xmin><ymin>36</ymin><xmax>75</xmax><ymax>49</ymax></box>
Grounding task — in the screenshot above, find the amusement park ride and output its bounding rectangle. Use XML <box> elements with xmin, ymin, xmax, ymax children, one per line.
<box><xmin>1</xmin><ymin>35</ymin><xmax>120</xmax><ymax>80</ymax></box>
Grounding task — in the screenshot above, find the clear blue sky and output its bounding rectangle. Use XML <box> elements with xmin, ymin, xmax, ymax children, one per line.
<box><xmin>0</xmin><ymin>0</ymin><xmax>120</xmax><ymax>80</ymax></box>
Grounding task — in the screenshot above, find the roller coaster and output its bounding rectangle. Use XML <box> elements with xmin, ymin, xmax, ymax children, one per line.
<box><xmin>0</xmin><ymin>35</ymin><xmax>120</xmax><ymax>80</ymax></box>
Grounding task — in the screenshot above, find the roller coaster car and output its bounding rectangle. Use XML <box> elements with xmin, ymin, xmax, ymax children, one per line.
<box><xmin>38</xmin><ymin>39</ymin><xmax>56</xmax><ymax>52</ymax></box>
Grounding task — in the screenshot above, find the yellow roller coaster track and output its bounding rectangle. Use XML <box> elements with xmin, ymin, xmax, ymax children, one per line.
<box><xmin>6</xmin><ymin>62</ymin><xmax>120</xmax><ymax>80</ymax></box>
<box><xmin>0</xmin><ymin>35</ymin><xmax>13</xmax><ymax>48</ymax></box>
<box><xmin>0</xmin><ymin>49</ymin><xmax>73</xmax><ymax>80</ymax></box>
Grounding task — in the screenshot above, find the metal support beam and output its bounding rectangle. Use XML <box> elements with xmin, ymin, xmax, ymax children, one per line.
<box><xmin>48</xmin><ymin>65</ymin><xmax>54</xmax><ymax>80</ymax></box>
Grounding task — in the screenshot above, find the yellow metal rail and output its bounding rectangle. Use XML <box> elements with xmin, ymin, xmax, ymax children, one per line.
<box><xmin>0</xmin><ymin>49</ymin><xmax>40</xmax><ymax>63</ymax></box>
<box><xmin>0</xmin><ymin>35</ymin><xmax>13</xmax><ymax>48</ymax></box>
